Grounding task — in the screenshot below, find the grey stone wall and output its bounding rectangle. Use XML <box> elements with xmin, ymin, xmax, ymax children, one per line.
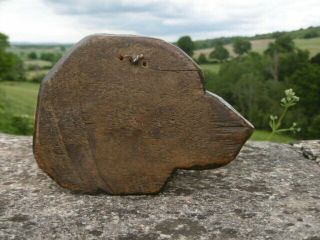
<box><xmin>0</xmin><ymin>134</ymin><xmax>319</xmax><ymax>240</ymax></box>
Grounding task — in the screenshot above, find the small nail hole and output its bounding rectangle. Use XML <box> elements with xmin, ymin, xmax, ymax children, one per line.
<box><xmin>119</xmin><ymin>55</ymin><xmax>124</xmax><ymax>61</ymax></box>
<box><xmin>142</xmin><ymin>61</ymin><xmax>147</xmax><ymax>66</ymax></box>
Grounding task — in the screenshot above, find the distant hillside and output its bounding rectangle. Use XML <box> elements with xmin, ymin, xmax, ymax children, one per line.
<box><xmin>193</xmin><ymin>26</ymin><xmax>320</xmax><ymax>50</ymax></box>
<box><xmin>11</xmin><ymin>26</ymin><xmax>320</xmax><ymax>52</ymax></box>
<box><xmin>194</xmin><ymin>37</ymin><xmax>320</xmax><ymax>58</ymax></box>
<box><xmin>12</xmin><ymin>43</ymin><xmax>73</xmax><ymax>49</ymax></box>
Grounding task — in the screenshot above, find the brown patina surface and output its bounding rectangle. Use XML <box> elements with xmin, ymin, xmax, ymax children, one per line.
<box><xmin>33</xmin><ymin>34</ymin><xmax>254</xmax><ymax>194</ymax></box>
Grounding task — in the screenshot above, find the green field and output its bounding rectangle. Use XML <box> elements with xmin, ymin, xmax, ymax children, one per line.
<box><xmin>26</xmin><ymin>70</ymin><xmax>49</xmax><ymax>80</ymax></box>
<box><xmin>294</xmin><ymin>37</ymin><xmax>320</xmax><ymax>56</ymax></box>
<box><xmin>0</xmin><ymin>81</ymin><xmax>39</xmax><ymax>116</ymax></box>
<box><xmin>24</xmin><ymin>59</ymin><xmax>51</xmax><ymax>66</ymax></box>
<box><xmin>0</xmin><ymin>81</ymin><xmax>295</xmax><ymax>142</ymax></box>
<box><xmin>199</xmin><ymin>64</ymin><xmax>221</xmax><ymax>74</ymax></box>
<box><xmin>250</xmin><ymin>130</ymin><xmax>295</xmax><ymax>143</ymax></box>
<box><xmin>194</xmin><ymin>37</ymin><xmax>320</xmax><ymax>58</ymax></box>
<box><xmin>9</xmin><ymin>45</ymin><xmax>69</xmax><ymax>60</ymax></box>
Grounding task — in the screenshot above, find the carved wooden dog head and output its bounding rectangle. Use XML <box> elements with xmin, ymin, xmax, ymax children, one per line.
<box><xmin>33</xmin><ymin>34</ymin><xmax>254</xmax><ymax>194</ymax></box>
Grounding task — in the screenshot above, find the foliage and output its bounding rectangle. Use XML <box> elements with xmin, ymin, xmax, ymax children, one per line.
<box><xmin>209</xmin><ymin>45</ymin><xmax>229</xmax><ymax>62</ymax></box>
<box><xmin>0</xmin><ymin>32</ymin><xmax>25</xmax><ymax>81</ymax></box>
<box><xmin>27</xmin><ymin>64</ymin><xmax>41</xmax><ymax>71</ymax></box>
<box><xmin>269</xmin><ymin>89</ymin><xmax>300</xmax><ymax>138</ymax></box>
<box><xmin>288</xmin><ymin>64</ymin><xmax>320</xmax><ymax>138</ymax></box>
<box><xmin>0</xmin><ymin>87</ymin><xmax>11</xmax><ymax>132</ymax></box>
<box><xmin>289</xmin><ymin>64</ymin><xmax>320</xmax><ymax>117</ymax></box>
<box><xmin>40</xmin><ymin>52</ymin><xmax>63</xmax><ymax>64</ymax></box>
<box><xmin>177</xmin><ymin>36</ymin><xmax>194</xmax><ymax>56</ymax></box>
<box><xmin>197</xmin><ymin>53</ymin><xmax>208</xmax><ymax>64</ymax></box>
<box><xmin>30</xmin><ymin>74</ymin><xmax>46</xmax><ymax>83</ymax></box>
<box><xmin>308</xmin><ymin>115</ymin><xmax>320</xmax><ymax>139</ymax></box>
<box><xmin>0</xmin><ymin>52</ymin><xmax>25</xmax><ymax>81</ymax></box>
<box><xmin>278</xmin><ymin>49</ymin><xmax>310</xmax><ymax>81</ymax></box>
<box><xmin>28</xmin><ymin>52</ymin><xmax>38</xmax><ymax>60</ymax></box>
<box><xmin>0</xmin><ymin>82</ymin><xmax>38</xmax><ymax>135</ymax></box>
<box><xmin>9</xmin><ymin>114</ymin><xmax>34</xmax><ymax>135</ymax></box>
<box><xmin>233</xmin><ymin>38</ymin><xmax>251</xmax><ymax>55</ymax></box>
<box><xmin>204</xmin><ymin>42</ymin><xmax>320</xmax><ymax>139</ymax></box>
<box><xmin>263</xmin><ymin>35</ymin><xmax>309</xmax><ymax>81</ymax></box>
<box><xmin>310</xmin><ymin>53</ymin><xmax>320</xmax><ymax>65</ymax></box>
<box><xmin>265</xmin><ymin>35</ymin><xmax>295</xmax><ymax>56</ymax></box>
<box><xmin>0</xmin><ymin>33</ymin><xmax>10</xmax><ymax>51</ymax></box>
<box><xmin>303</xmin><ymin>30</ymin><xmax>319</xmax><ymax>39</ymax></box>
<box><xmin>0</xmin><ymin>87</ymin><xmax>6</xmax><ymax>114</ymax></box>
<box><xmin>2</xmin><ymin>89</ymin><xmax>33</xmax><ymax>135</ymax></box>
<box><xmin>250</xmin><ymin>130</ymin><xmax>294</xmax><ymax>143</ymax></box>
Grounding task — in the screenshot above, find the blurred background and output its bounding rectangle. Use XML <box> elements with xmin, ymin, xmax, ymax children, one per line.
<box><xmin>0</xmin><ymin>0</ymin><xmax>319</xmax><ymax>142</ymax></box>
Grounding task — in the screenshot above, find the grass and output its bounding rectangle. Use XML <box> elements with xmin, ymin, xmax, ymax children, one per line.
<box><xmin>250</xmin><ymin>130</ymin><xmax>295</xmax><ymax>143</ymax></box>
<box><xmin>294</xmin><ymin>37</ymin><xmax>320</xmax><ymax>56</ymax></box>
<box><xmin>25</xmin><ymin>59</ymin><xmax>52</xmax><ymax>67</ymax></box>
<box><xmin>199</xmin><ymin>64</ymin><xmax>221</xmax><ymax>74</ymax></box>
<box><xmin>26</xmin><ymin>70</ymin><xmax>49</xmax><ymax>79</ymax></box>
<box><xmin>0</xmin><ymin>81</ymin><xmax>39</xmax><ymax>116</ymax></box>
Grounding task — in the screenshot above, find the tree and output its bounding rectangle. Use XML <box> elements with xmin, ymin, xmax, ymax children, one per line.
<box><xmin>289</xmin><ymin>64</ymin><xmax>320</xmax><ymax>137</ymax></box>
<box><xmin>278</xmin><ymin>49</ymin><xmax>309</xmax><ymax>81</ymax></box>
<box><xmin>308</xmin><ymin>114</ymin><xmax>320</xmax><ymax>138</ymax></box>
<box><xmin>289</xmin><ymin>64</ymin><xmax>320</xmax><ymax>118</ymax></box>
<box><xmin>265</xmin><ymin>35</ymin><xmax>295</xmax><ymax>55</ymax></box>
<box><xmin>28</xmin><ymin>52</ymin><xmax>37</xmax><ymax>60</ymax></box>
<box><xmin>197</xmin><ymin>53</ymin><xmax>208</xmax><ymax>64</ymax></box>
<box><xmin>0</xmin><ymin>32</ymin><xmax>25</xmax><ymax>81</ymax></box>
<box><xmin>177</xmin><ymin>36</ymin><xmax>194</xmax><ymax>57</ymax></box>
<box><xmin>233</xmin><ymin>38</ymin><xmax>251</xmax><ymax>56</ymax></box>
<box><xmin>0</xmin><ymin>33</ymin><xmax>9</xmax><ymax>51</ymax></box>
<box><xmin>304</xmin><ymin>30</ymin><xmax>318</xmax><ymax>39</ymax></box>
<box><xmin>310</xmin><ymin>53</ymin><xmax>320</xmax><ymax>65</ymax></box>
<box><xmin>209</xmin><ymin>45</ymin><xmax>229</xmax><ymax>62</ymax></box>
<box><xmin>40</xmin><ymin>52</ymin><xmax>62</xmax><ymax>64</ymax></box>
<box><xmin>264</xmin><ymin>35</ymin><xmax>295</xmax><ymax>81</ymax></box>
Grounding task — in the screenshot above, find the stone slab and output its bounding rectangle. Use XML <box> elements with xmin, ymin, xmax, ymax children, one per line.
<box><xmin>1</xmin><ymin>134</ymin><xmax>320</xmax><ymax>239</ymax></box>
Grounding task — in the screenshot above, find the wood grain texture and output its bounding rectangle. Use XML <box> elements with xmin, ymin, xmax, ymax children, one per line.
<box><xmin>33</xmin><ymin>34</ymin><xmax>254</xmax><ymax>194</ymax></box>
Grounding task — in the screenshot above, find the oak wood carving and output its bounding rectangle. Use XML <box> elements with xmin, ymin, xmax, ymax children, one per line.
<box><xmin>33</xmin><ymin>34</ymin><xmax>254</xmax><ymax>194</ymax></box>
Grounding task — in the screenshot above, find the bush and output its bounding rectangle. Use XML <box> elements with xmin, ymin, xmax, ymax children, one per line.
<box><xmin>0</xmin><ymin>87</ymin><xmax>6</xmax><ymax>114</ymax></box>
<box><xmin>308</xmin><ymin>115</ymin><xmax>320</xmax><ymax>138</ymax></box>
<box><xmin>28</xmin><ymin>52</ymin><xmax>38</xmax><ymax>60</ymax></box>
<box><xmin>310</xmin><ymin>53</ymin><xmax>320</xmax><ymax>65</ymax></box>
<box><xmin>40</xmin><ymin>52</ymin><xmax>62</xmax><ymax>64</ymax></box>
<box><xmin>0</xmin><ymin>87</ymin><xmax>34</xmax><ymax>135</ymax></box>
<box><xmin>233</xmin><ymin>38</ymin><xmax>251</xmax><ymax>56</ymax></box>
<box><xmin>203</xmin><ymin>70</ymin><xmax>219</xmax><ymax>91</ymax></box>
<box><xmin>10</xmin><ymin>114</ymin><xmax>34</xmax><ymax>135</ymax></box>
<box><xmin>209</xmin><ymin>45</ymin><xmax>229</xmax><ymax>62</ymax></box>
<box><xmin>27</xmin><ymin>64</ymin><xmax>40</xmax><ymax>71</ymax></box>
<box><xmin>30</xmin><ymin>74</ymin><xmax>46</xmax><ymax>83</ymax></box>
<box><xmin>303</xmin><ymin>31</ymin><xmax>319</xmax><ymax>39</ymax></box>
<box><xmin>177</xmin><ymin>36</ymin><xmax>194</xmax><ymax>57</ymax></box>
<box><xmin>197</xmin><ymin>53</ymin><xmax>208</xmax><ymax>64</ymax></box>
<box><xmin>42</xmin><ymin>65</ymin><xmax>53</xmax><ymax>70</ymax></box>
<box><xmin>0</xmin><ymin>32</ymin><xmax>25</xmax><ymax>81</ymax></box>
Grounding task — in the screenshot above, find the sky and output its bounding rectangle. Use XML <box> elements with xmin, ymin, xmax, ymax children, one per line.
<box><xmin>0</xmin><ymin>0</ymin><xmax>320</xmax><ymax>43</ymax></box>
